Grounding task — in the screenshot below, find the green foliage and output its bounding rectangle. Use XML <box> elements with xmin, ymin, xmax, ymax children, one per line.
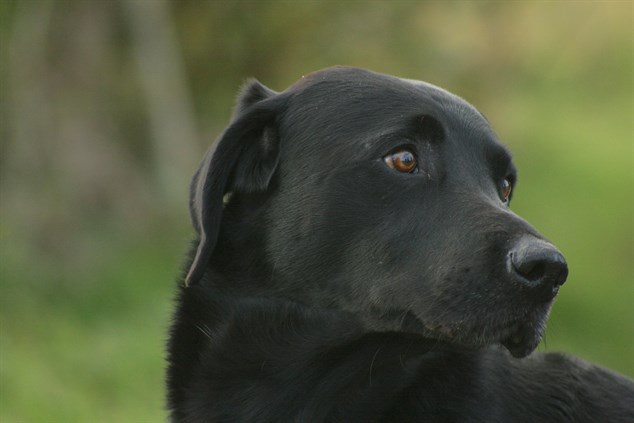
<box><xmin>1</xmin><ymin>1</ymin><xmax>632</xmax><ymax>420</ymax></box>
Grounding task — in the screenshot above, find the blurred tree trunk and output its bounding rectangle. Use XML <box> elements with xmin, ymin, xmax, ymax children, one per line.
<box><xmin>123</xmin><ymin>0</ymin><xmax>199</xmax><ymax>205</ymax></box>
<box><xmin>5</xmin><ymin>1</ymin><xmax>54</xmax><ymax>182</ymax></box>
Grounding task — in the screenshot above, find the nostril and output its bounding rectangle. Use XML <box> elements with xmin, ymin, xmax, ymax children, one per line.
<box><xmin>513</xmin><ymin>256</ymin><xmax>567</xmax><ymax>286</ymax></box>
<box><xmin>515</xmin><ymin>260</ymin><xmax>546</xmax><ymax>283</ymax></box>
<box><xmin>553</xmin><ymin>262</ymin><xmax>569</xmax><ymax>288</ymax></box>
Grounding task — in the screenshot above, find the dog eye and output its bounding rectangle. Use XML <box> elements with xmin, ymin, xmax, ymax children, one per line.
<box><xmin>500</xmin><ymin>178</ymin><xmax>512</xmax><ymax>203</ymax></box>
<box><xmin>384</xmin><ymin>149</ymin><xmax>419</xmax><ymax>174</ymax></box>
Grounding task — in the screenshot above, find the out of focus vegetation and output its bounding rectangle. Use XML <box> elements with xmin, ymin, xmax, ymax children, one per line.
<box><xmin>1</xmin><ymin>1</ymin><xmax>632</xmax><ymax>421</ymax></box>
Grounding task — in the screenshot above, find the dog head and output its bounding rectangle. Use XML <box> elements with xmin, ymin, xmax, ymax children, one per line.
<box><xmin>186</xmin><ymin>66</ymin><xmax>568</xmax><ymax>358</ymax></box>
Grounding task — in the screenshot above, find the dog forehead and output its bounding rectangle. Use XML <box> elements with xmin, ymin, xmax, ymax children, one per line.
<box><xmin>403</xmin><ymin>78</ymin><xmax>486</xmax><ymax>120</ymax></box>
<box><xmin>289</xmin><ymin>66</ymin><xmax>480</xmax><ymax>113</ymax></box>
<box><xmin>281</xmin><ymin>67</ymin><xmax>493</xmax><ymax>150</ymax></box>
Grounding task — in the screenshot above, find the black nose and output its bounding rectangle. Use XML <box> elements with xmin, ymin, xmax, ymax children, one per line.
<box><xmin>510</xmin><ymin>237</ymin><xmax>568</xmax><ymax>299</ymax></box>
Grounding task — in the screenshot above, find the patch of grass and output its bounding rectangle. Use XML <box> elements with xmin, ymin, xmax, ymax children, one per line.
<box><xmin>1</xmin><ymin>222</ymin><xmax>188</xmax><ymax>421</ymax></box>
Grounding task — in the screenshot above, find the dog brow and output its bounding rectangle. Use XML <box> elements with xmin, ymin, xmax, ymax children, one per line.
<box><xmin>487</xmin><ymin>144</ymin><xmax>515</xmax><ymax>177</ymax></box>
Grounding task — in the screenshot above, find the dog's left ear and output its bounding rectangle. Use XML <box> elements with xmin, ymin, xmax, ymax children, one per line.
<box><xmin>186</xmin><ymin>80</ymin><xmax>283</xmax><ymax>286</ymax></box>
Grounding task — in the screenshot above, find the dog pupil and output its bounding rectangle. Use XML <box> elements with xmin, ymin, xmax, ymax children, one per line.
<box><xmin>397</xmin><ymin>151</ymin><xmax>415</xmax><ymax>171</ymax></box>
<box><xmin>502</xmin><ymin>180</ymin><xmax>512</xmax><ymax>199</ymax></box>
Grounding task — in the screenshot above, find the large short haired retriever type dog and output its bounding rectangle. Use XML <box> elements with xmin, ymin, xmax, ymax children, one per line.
<box><xmin>167</xmin><ymin>67</ymin><xmax>633</xmax><ymax>422</ymax></box>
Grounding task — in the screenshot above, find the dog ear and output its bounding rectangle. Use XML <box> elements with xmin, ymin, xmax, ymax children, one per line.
<box><xmin>186</xmin><ymin>80</ymin><xmax>282</xmax><ymax>286</ymax></box>
<box><xmin>232</xmin><ymin>78</ymin><xmax>279</xmax><ymax>116</ymax></box>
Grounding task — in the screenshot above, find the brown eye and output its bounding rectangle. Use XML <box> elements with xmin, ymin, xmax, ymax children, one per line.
<box><xmin>501</xmin><ymin>178</ymin><xmax>512</xmax><ymax>202</ymax></box>
<box><xmin>384</xmin><ymin>150</ymin><xmax>418</xmax><ymax>174</ymax></box>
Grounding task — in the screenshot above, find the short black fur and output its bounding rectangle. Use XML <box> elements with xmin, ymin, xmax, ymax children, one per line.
<box><xmin>167</xmin><ymin>67</ymin><xmax>634</xmax><ymax>422</ymax></box>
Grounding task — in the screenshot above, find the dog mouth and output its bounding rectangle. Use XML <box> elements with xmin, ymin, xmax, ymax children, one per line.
<box><xmin>421</xmin><ymin>309</ymin><xmax>551</xmax><ymax>359</ymax></box>
<box><xmin>376</xmin><ymin>303</ymin><xmax>551</xmax><ymax>358</ymax></box>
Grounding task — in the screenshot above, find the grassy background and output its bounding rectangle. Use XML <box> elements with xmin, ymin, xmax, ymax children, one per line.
<box><xmin>1</xmin><ymin>1</ymin><xmax>632</xmax><ymax>421</ymax></box>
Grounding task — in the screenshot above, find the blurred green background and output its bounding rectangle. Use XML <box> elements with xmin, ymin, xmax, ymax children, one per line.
<box><xmin>1</xmin><ymin>0</ymin><xmax>632</xmax><ymax>421</ymax></box>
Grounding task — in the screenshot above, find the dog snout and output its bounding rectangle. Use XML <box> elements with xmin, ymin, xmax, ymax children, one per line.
<box><xmin>509</xmin><ymin>237</ymin><xmax>568</xmax><ymax>300</ymax></box>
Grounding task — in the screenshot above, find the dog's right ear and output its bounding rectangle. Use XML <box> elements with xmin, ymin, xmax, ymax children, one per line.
<box><xmin>232</xmin><ymin>78</ymin><xmax>279</xmax><ymax>117</ymax></box>
<box><xmin>185</xmin><ymin>80</ymin><xmax>283</xmax><ymax>286</ymax></box>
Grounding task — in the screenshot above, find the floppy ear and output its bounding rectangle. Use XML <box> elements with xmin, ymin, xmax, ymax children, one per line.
<box><xmin>186</xmin><ymin>80</ymin><xmax>282</xmax><ymax>286</ymax></box>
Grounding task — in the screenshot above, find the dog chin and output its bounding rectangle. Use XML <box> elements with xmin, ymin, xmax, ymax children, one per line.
<box><xmin>499</xmin><ymin>310</ymin><xmax>551</xmax><ymax>358</ymax></box>
<box><xmin>431</xmin><ymin>308</ymin><xmax>552</xmax><ymax>358</ymax></box>
<box><xmin>364</xmin><ymin>305</ymin><xmax>550</xmax><ymax>359</ymax></box>
<box><xmin>442</xmin><ymin>324</ymin><xmax>545</xmax><ymax>358</ymax></box>
<box><xmin>500</xmin><ymin>324</ymin><xmax>545</xmax><ymax>358</ymax></box>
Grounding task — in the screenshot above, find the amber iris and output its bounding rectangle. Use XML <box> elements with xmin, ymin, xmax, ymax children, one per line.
<box><xmin>385</xmin><ymin>150</ymin><xmax>418</xmax><ymax>173</ymax></box>
<box><xmin>501</xmin><ymin>178</ymin><xmax>512</xmax><ymax>202</ymax></box>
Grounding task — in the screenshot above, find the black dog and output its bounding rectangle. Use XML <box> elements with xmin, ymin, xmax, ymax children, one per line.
<box><xmin>167</xmin><ymin>67</ymin><xmax>634</xmax><ymax>422</ymax></box>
